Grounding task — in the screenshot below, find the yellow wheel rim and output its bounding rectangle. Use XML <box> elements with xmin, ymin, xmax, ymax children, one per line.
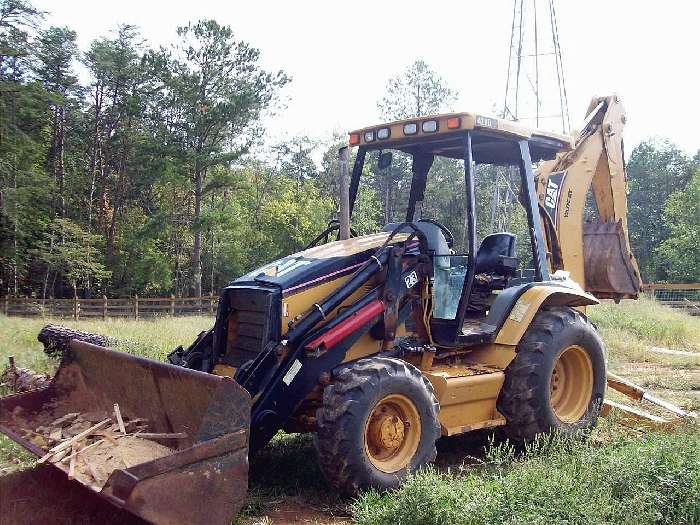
<box><xmin>364</xmin><ymin>394</ymin><xmax>421</xmax><ymax>473</ymax></box>
<box><xmin>550</xmin><ymin>345</ymin><xmax>594</xmax><ymax>423</ymax></box>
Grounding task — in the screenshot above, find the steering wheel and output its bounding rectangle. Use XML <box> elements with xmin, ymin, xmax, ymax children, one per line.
<box><xmin>304</xmin><ymin>220</ymin><xmax>358</xmax><ymax>250</ymax></box>
<box><xmin>418</xmin><ymin>218</ymin><xmax>454</xmax><ymax>248</ymax></box>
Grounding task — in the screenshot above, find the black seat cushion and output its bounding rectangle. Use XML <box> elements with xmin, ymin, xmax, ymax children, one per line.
<box><xmin>474</xmin><ymin>233</ymin><xmax>517</xmax><ymax>275</ymax></box>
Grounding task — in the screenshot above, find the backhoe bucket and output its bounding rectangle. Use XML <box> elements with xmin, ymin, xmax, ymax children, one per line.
<box><xmin>583</xmin><ymin>219</ymin><xmax>642</xmax><ymax>300</ymax></box>
<box><xmin>0</xmin><ymin>340</ymin><xmax>251</xmax><ymax>525</ymax></box>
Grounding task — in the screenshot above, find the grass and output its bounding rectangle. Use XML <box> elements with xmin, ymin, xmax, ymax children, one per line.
<box><xmin>0</xmin><ymin>299</ymin><xmax>699</xmax><ymax>524</ymax></box>
<box><xmin>590</xmin><ymin>296</ymin><xmax>700</xmax><ymax>359</ymax></box>
<box><xmin>352</xmin><ymin>429</ymin><xmax>700</xmax><ymax>525</ymax></box>
<box><xmin>0</xmin><ymin>314</ymin><xmax>213</xmax><ymax>375</ymax></box>
<box><xmin>589</xmin><ymin>296</ymin><xmax>700</xmax><ymax>412</ymax></box>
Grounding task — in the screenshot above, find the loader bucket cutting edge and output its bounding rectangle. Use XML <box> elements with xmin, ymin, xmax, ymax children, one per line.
<box><xmin>0</xmin><ymin>340</ymin><xmax>252</xmax><ymax>525</ymax></box>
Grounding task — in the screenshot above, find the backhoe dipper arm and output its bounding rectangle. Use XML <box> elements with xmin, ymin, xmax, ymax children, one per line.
<box><xmin>536</xmin><ymin>95</ymin><xmax>642</xmax><ymax>300</ymax></box>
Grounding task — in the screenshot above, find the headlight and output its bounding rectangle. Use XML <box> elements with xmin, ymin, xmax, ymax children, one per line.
<box><xmin>364</xmin><ymin>130</ymin><xmax>375</xmax><ymax>142</ymax></box>
<box><xmin>377</xmin><ymin>127</ymin><xmax>390</xmax><ymax>140</ymax></box>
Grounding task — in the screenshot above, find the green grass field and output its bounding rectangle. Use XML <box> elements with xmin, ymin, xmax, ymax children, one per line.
<box><xmin>0</xmin><ymin>297</ymin><xmax>699</xmax><ymax>524</ymax></box>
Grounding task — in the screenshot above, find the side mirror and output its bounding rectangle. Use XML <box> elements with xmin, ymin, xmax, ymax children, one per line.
<box><xmin>378</xmin><ymin>152</ymin><xmax>393</xmax><ymax>170</ymax></box>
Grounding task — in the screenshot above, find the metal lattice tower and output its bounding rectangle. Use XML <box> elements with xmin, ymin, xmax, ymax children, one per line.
<box><xmin>489</xmin><ymin>0</ymin><xmax>570</xmax><ymax>234</ymax></box>
<box><xmin>503</xmin><ymin>0</ymin><xmax>570</xmax><ymax>134</ymax></box>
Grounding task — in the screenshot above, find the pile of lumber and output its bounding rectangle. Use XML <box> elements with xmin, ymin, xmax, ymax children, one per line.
<box><xmin>25</xmin><ymin>404</ymin><xmax>184</xmax><ymax>489</ymax></box>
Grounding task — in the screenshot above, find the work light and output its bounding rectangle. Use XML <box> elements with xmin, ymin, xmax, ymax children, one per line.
<box><xmin>403</xmin><ymin>123</ymin><xmax>418</xmax><ymax>135</ymax></box>
<box><xmin>422</xmin><ymin>120</ymin><xmax>438</xmax><ymax>133</ymax></box>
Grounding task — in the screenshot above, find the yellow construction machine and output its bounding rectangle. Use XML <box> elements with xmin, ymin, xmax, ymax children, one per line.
<box><xmin>0</xmin><ymin>95</ymin><xmax>691</xmax><ymax>524</ymax></box>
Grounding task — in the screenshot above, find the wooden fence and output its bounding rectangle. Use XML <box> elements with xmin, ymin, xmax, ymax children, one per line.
<box><xmin>1</xmin><ymin>295</ymin><xmax>219</xmax><ymax>320</ymax></box>
<box><xmin>1</xmin><ymin>283</ymin><xmax>698</xmax><ymax>319</ymax></box>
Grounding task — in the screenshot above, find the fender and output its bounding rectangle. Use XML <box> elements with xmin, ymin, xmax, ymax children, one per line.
<box><xmin>494</xmin><ymin>284</ymin><xmax>598</xmax><ymax>346</ymax></box>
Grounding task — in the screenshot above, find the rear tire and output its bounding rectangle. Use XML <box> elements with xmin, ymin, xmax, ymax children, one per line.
<box><xmin>315</xmin><ymin>357</ymin><xmax>440</xmax><ymax>494</ymax></box>
<box><xmin>497</xmin><ymin>306</ymin><xmax>606</xmax><ymax>442</ymax></box>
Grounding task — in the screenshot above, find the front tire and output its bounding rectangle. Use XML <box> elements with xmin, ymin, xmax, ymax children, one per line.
<box><xmin>315</xmin><ymin>357</ymin><xmax>440</xmax><ymax>494</ymax></box>
<box><xmin>497</xmin><ymin>306</ymin><xmax>606</xmax><ymax>442</ymax></box>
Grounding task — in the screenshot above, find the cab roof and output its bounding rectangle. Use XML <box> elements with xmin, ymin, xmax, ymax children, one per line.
<box><xmin>349</xmin><ymin>111</ymin><xmax>574</xmax><ymax>164</ymax></box>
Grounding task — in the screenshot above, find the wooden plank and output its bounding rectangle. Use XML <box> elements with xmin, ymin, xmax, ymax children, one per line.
<box><xmin>48</xmin><ymin>419</ymin><xmax>110</xmax><ymax>454</ymax></box>
<box><xmin>113</xmin><ymin>403</ymin><xmax>126</xmax><ymax>434</ymax></box>
<box><xmin>133</xmin><ymin>432</ymin><xmax>187</xmax><ymax>439</ymax></box>
<box><xmin>602</xmin><ymin>399</ymin><xmax>673</xmax><ymax>430</ymax></box>
<box><xmin>648</xmin><ymin>346</ymin><xmax>700</xmax><ymax>358</ymax></box>
<box><xmin>68</xmin><ymin>444</ymin><xmax>77</xmax><ymax>479</ymax></box>
<box><xmin>607</xmin><ymin>372</ymin><xmax>644</xmax><ymax>401</ymax></box>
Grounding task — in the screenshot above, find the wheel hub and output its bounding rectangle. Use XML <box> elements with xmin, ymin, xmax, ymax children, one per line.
<box><xmin>369</xmin><ymin>413</ymin><xmax>405</xmax><ymax>450</ymax></box>
<box><xmin>549</xmin><ymin>345</ymin><xmax>594</xmax><ymax>423</ymax></box>
<box><xmin>364</xmin><ymin>394</ymin><xmax>421</xmax><ymax>473</ymax></box>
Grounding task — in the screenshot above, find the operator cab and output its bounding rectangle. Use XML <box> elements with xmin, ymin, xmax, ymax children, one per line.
<box><xmin>347</xmin><ymin>112</ymin><xmax>572</xmax><ymax>347</ymax></box>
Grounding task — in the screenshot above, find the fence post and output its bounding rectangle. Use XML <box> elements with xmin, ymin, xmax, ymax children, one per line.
<box><xmin>209</xmin><ymin>295</ymin><xmax>214</xmax><ymax>315</ymax></box>
<box><xmin>73</xmin><ymin>293</ymin><xmax>79</xmax><ymax>321</ymax></box>
<box><xmin>170</xmin><ymin>295</ymin><xmax>175</xmax><ymax>316</ymax></box>
<box><xmin>133</xmin><ymin>294</ymin><xmax>139</xmax><ymax>320</ymax></box>
<box><xmin>102</xmin><ymin>295</ymin><xmax>108</xmax><ymax>320</ymax></box>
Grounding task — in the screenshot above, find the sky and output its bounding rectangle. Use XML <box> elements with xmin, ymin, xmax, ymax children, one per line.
<box><xmin>34</xmin><ymin>0</ymin><xmax>700</xmax><ymax>156</ymax></box>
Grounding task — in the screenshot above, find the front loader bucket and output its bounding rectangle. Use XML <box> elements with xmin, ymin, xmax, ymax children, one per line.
<box><xmin>583</xmin><ymin>219</ymin><xmax>642</xmax><ymax>300</ymax></box>
<box><xmin>0</xmin><ymin>340</ymin><xmax>251</xmax><ymax>525</ymax></box>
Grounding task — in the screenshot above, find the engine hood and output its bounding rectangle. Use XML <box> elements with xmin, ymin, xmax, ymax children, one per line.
<box><xmin>227</xmin><ymin>232</ymin><xmax>394</xmax><ymax>296</ymax></box>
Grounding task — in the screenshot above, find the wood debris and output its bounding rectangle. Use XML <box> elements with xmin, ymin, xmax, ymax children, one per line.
<box><xmin>22</xmin><ymin>403</ymin><xmax>185</xmax><ymax>489</ymax></box>
<box><xmin>0</xmin><ymin>356</ymin><xmax>51</xmax><ymax>393</ymax></box>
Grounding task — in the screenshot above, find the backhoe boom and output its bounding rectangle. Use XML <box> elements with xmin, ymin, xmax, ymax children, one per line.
<box><xmin>536</xmin><ymin>95</ymin><xmax>642</xmax><ymax>299</ymax></box>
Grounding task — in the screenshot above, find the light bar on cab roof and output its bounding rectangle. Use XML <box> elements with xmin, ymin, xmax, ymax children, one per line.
<box><xmin>348</xmin><ymin>111</ymin><xmax>575</xmax><ymax>150</ymax></box>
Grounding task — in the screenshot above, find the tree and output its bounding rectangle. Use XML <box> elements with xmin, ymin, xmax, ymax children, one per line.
<box><xmin>273</xmin><ymin>135</ymin><xmax>318</xmax><ymax>188</ymax></box>
<box><xmin>33</xmin><ymin>26</ymin><xmax>78</xmax><ymax>219</ymax></box>
<box><xmin>0</xmin><ymin>0</ymin><xmax>43</xmax><ymax>76</ymax></box>
<box><xmin>655</xmin><ymin>170</ymin><xmax>700</xmax><ymax>282</ymax></box>
<box><xmin>377</xmin><ymin>59</ymin><xmax>457</xmax><ymax>121</ymax></box>
<box><xmin>82</xmin><ymin>25</ymin><xmax>151</xmax><ymax>296</ymax></box>
<box><xmin>0</xmin><ymin>0</ymin><xmax>46</xmax><ymax>295</ymax></box>
<box><xmin>31</xmin><ymin>218</ymin><xmax>110</xmax><ymax>297</ymax></box>
<box><xmin>626</xmin><ymin>139</ymin><xmax>698</xmax><ymax>281</ymax></box>
<box><xmin>158</xmin><ymin>19</ymin><xmax>288</xmax><ymax>296</ymax></box>
<box><xmin>375</xmin><ymin>60</ymin><xmax>460</xmax><ymax>228</ymax></box>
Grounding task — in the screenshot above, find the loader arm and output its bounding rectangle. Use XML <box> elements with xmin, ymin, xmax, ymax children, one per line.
<box><xmin>536</xmin><ymin>95</ymin><xmax>642</xmax><ymax>300</ymax></box>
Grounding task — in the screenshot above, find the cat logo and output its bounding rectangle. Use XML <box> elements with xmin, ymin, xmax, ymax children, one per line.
<box><xmin>545</xmin><ymin>179</ymin><xmax>560</xmax><ymax>209</ymax></box>
<box><xmin>542</xmin><ymin>170</ymin><xmax>567</xmax><ymax>226</ymax></box>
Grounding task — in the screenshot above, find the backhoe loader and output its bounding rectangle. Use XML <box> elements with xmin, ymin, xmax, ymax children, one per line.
<box><xmin>0</xmin><ymin>96</ymin><xmax>657</xmax><ymax>524</ymax></box>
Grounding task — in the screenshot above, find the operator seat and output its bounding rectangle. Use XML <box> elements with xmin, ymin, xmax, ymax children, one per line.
<box><xmin>474</xmin><ymin>232</ymin><xmax>518</xmax><ymax>276</ymax></box>
<box><xmin>467</xmin><ymin>232</ymin><xmax>518</xmax><ymax>315</ymax></box>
